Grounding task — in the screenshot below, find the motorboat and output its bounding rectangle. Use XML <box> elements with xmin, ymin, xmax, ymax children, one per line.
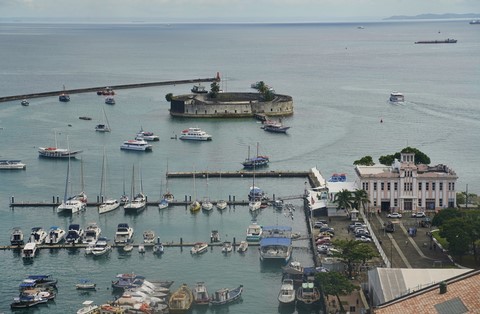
<box><xmin>21</xmin><ymin>275</ymin><xmax>58</xmax><ymax>289</ymax></box>
<box><xmin>97</xmin><ymin>87</ymin><xmax>115</xmax><ymax>96</ymax></box>
<box><xmin>193</xmin><ymin>282</ymin><xmax>210</xmax><ymax>305</ymax></box>
<box><xmin>44</xmin><ymin>226</ymin><xmax>66</xmax><ymax>244</ymax></box>
<box><xmin>111</xmin><ymin>273</ymin><xmax>145</xmax><ymax>291</ymax></box>
<box><xmin>249</xmin><ymin>199</ymin><xmax>261</xmax><ymax>212</ymax></box>
<box><xmin>124</xmin><ymin>192</ymin><xmax>147</xmax><ymax>213</ymax></box>
<box><xmin>390</xmin><ymin>91</ymin><xmax>405</xmax><ymax>103</ymax></box>
<box><xmin>20</xmin><ymin>288</ymin><xmax>55</xmax><ymax>301</ymax></box>
<box><xmin>29</xmin><ymin>227</ymin><xmax>47</xmax><ymax>244</ymax></box>
<box><xmin>143</xmin><ymin>230</ymin><xmax>155</xmax><ymax>243</ymax></box>
<box><xmin>135</xmin><ymin>128</ymin><xmax>160</xmax><ymax>141</ymax></box>
<box><xmin>120</xmin><ymin>139</ymin><xmax>152</xmax><ymax>151</ymax></box>
<box><xmin>114</xmin><ymin>223</ymin><xmax>134</xmax><ymax>244</ymax></box>
<box><xmin>77</xmin><ymin>300</ymin><xmax>99</xmax><ymax>314</ymax></box>
<box><xmin>83</xmin><ymin>222</ymin><xmax>101</xmax><ymax>245</ymax></box>
<box><xmin>210</xmin><ymin>285</ymin><xmax>243</xmax><ymax>306</ymax></box>
<box><xmin>123</xmin><ymin>243</ymin><xmax>134</xmax><ymax>252</ymax></box>
<box><xmin>278</xmin><ymin>279</ymin><xmax>295</xmax><ymax>305</ymax></box>
<box><xmin>138</xmin><ymin>243</ymin><xmax>146</xmax><ymax>254</ymax></box>
<box><xmin>221</xmin><ymin>241</ymin><xmax>233</xmax><ymax>253</ymax></box>
<box><xmin>237</xmin><ymin>240</ymin><xmax>249</xmax><ymax>253</ymax></box>
<box><xmin>216</xmin><ymin>199</ymin><xmax>228</xmax><ymax>210</ymax></box>
<box><xmin>22</xmin><ymin>242</ymin><xmax>37</xmax><ymax>260</ymax></box>
<box><xmin>153</xmin><ymin>238</ymin><xmax>164</xmax><ymax>255</ymax></box>
<box><xmin>262</xmin><ymin>122</ymin><xmax>290</xmax><ymax>133</ymax></box>
<box><xmin>59</xmin><ymin>93</ymin><xmax>70</xmax><ymax>102</ymax></box>
<box><xmin>21</xmin><ymin>99</ymin><xmax>29</xmax><ymax>106</ymax></box>
<box><xmin>246</xmin><ymin>222</ymin><xmax>263</xmax><ymax>242</ymax></box>
<box><xmin>104</xmin><ymin>96</ymin><xmax>115</xmax><ymax>105</ymax></box>
<box><xmin>90</xmin><ymin>237</ymin><xmax>111</xmax><ymax>256</ymax></box>
<box><xmin>169</xmin><ymin>283</ymin><xmax>193</xmax><ymax>313</ymax></box>
<box><xmin>0</xmin><ymin>160</ymin><xmax>26</xmax><ymax>170</ymax></box>
<box><xmin>10</xmin><ymin>227</ymin><xmax>24</xmax><ymax>246</ymax></box>
<box><xmin>65</xmin><ymin>224</ymin><xmax>84</xmax><ymax>244</ymax></box>
<box><xmin>210</xmin><ymin>230</ymin><xmax>220</xmax><ymax>243</ymax></box>
<box><xmin>296</xmin><ymin>281</ymin><xmax>321</xmax><ymax>307</ymax></box>
<box><xmin>190</xmin><ymin>200</ymin><xmax>201</xmax><ymax>213</ymax></box>
<box><xmin>259</xmin><ymin>226</ymin><xmax>293</xmax><ymax>263</ymax></box>
<box><xmin>79</xmin><ymin>116</ymin><xmax>92</xmax><ymax>120</ymax></box>
<box><xmin>190</xmin><ymin>242</ymin><xmax>208</xmax><ymax>255</ymax></box>
<box><xmin>10</xmin><ymin>294</ymin><xmax>48</xmax><ymax>309</ymax></box>
<box><xmin>158</xmin><ymin>198</ymin><xmax>169</xmax><ymax>209</ymax></box>
<box><xmin>179</xmin><ymin>127</ymin><xmax>212</xmax><ymax>141</ymax></box>
<box><xmin>76</xmin><ymin>279</ymin><xmax>96</xmax><ymax>290</ymax></box>
<box><xmin>191</xmin><ymin>84</ymin><xmax>208</xmax><ymax>94</ymax></box>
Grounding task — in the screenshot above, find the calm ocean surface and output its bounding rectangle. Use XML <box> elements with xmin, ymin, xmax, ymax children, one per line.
<box><xmin>0</xmin><ymin>21</ymin><xmax>479</xmax><ymax>313</ymax></box>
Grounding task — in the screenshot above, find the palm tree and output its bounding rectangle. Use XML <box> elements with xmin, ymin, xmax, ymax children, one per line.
<box><xmin>352</xmin><ymin>189</ymin><xmax>370</xmax><ymax>214</ymax></box>
<box><xmin>333</xmin><ymin>189</ymin><xmax>353</xmax><ymax>211</ymax></box>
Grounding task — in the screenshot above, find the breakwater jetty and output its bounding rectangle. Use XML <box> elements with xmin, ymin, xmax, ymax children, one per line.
<box><xmin>0</xmin><ymin>77</ymin><xmax>217</xmax><ymax>103</ymax></box>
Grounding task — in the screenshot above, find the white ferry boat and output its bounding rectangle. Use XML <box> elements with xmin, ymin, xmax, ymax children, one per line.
<box><xmin>0</xmin><ymin>160</ymin><xmax>26</xmax><ymax>170</ymax></box>
<box><xmin>120</xmin><ymin>139</ymin><xmax>152</xmax><ymax>151</ymax></box>
<box><xmin>179</xmin><ymin>128</ymin><xmax>212</xmax><ymax>141</ymax></box>
<box><xmin>389</xmin><ymin>91</ymin><xmax>405</xmax><ymax>103</ymax></box>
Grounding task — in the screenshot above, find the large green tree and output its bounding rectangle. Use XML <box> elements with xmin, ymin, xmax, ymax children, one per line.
<box><xmin>331</xmin><ymin>239</ymin><xmax>378</xmax><ymax>278</ymax></box>
<box><xmin>208</xmin><ymin>82</ymin><xmax>220</xmax><ymax>98</ymax></box>
<box><xmin>432</xmin><ymin>208</ymin><xmax>463</xmax><ymax>227</ymax></box>
<box><xmin>379</xmin><ymin>147</ymin><xmax>431</xmax><ymax>165</ymax></box>
<box><xmin>353</xmin><ymin>156</ymin><xmax>375</xmax><ymax>166</ymax></box>
<box><xmin>315</xmin><ymin>271</ymin><xmax>357</xmax><ymax>313</ymax></box>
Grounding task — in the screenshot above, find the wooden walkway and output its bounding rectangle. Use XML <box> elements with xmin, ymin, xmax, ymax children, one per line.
<box><xmin>167</xmin><ymin>170</ymin><xmax>310</xmax><ymax>178</ymax></box>
<box><xmin>9</xmin><ymin>200</ymin><xmax>252</xmax><ymax>208</ymax></box>
<box><xmin>0</xmin><ymin>77</ymin><xmax>217</xmax><ymax>103</ymax></box>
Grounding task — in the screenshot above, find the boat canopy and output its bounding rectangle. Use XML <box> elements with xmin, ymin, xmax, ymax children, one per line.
<box><xmin>260</xmin><ymin>237</ymin><xmax>292</xmax><ymax>247</ymax></box>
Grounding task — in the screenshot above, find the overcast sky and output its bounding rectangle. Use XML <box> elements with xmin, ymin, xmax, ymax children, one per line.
<box><xmin>1</xmin><ymin>0</ymin><xmax>479</xmax><ymax>23</ymax></box>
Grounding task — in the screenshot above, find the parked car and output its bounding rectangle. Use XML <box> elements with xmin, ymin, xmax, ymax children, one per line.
<box><xmin>319</xmin><ymin>226</ymin><xmax>335</xmax><ymax>234</ymax></box>
<box><xmin>387</xmin><ymin>212</ymin><xmax>402</xmax><ymax>218</ymax></box>
<box><xmin>313</xmin><ymin>221</ymin><xmax>327</xmax><ymax>228</ymax></box>
<box><xmin>349</xmin><ymin>222</ymin><xmax>366</xmax><ymax>230</ymax></box>
<box><xmin>355</xmin><ymin>235</ymin><xmax>372</xmax><ymax>242</ymax></box>
<box><xmin>317</xmin><ymin>244</ymin><xmax>330</xmax><ymax>254</ymax></box>
<box><xmin>412</xmin><ymin>212</ymin><xmax>426</xmax><ymax>218</ymax></box>
<box><xmin>385</xmin><ymin>221</ymin><xmax>395</xmax><ymax>232</ymax></box>
<box><xmin>316</xmin><ymin>237</ymin><xmax>331</xmax><ymax>245</ymax></box>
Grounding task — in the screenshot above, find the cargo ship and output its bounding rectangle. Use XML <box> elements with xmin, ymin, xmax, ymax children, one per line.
<box><xmin>414</xmin><ymin>38</ymin><xmax>457</xmax><ymax>44</ymax></box>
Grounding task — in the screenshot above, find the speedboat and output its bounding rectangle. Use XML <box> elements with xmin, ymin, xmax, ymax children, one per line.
<box><xmin>138</xmin><ymin>243</ymin><xmax>146</xmax><ymax>254</ymax></box>
<box><xmin>191</xmin><ymin>84</ymin><xmax>208</xmax><ymax>94</ymax></box>
<box><xmin>82</xmin><ymin>222</ymin><xmax>101</xmax><ymax>245</ymax></box>
<box><xmin>65</xmin><ymin>224</ymin><xmax>84</xmax><ymax>244</ymax></box>
<box><xmin>249</xmin><ymin>199</ymin><xmax>261</xmax><ymax>212</ymax></box>
<box><xmin>143</xmin><ymin>230</ymin><xmax>156</xmax><ymax>243</ymax></box>
<box><xmin>153</xmin><ymin>238</ymin><xmax>164</xmax><ymax>255</ymax></box>
<box><xmin>210</xmin><ymin>230</ymin><xmax>220</xmax><ymax>243</ymax></box>
<box><xmin>158</xmin><ymin>198</ymin><xmax>169</xmax><ymax>209</ymax></box>
<box><xmin>22</xmin><ymin>242</ymin><xmax>37</xmax><ymax>260</ymax></box>
<box><xmin>10</xmin><ymin>227</ymin><xmax>24</xmax><ymax>246</ymax></box>
<box><xmin>104</xmin><ymin>96</ymin><xmax>115</xmax><ymax>105</ymax></box>
<box><xmin>59</xmin><ymin>93</ymin><xmax>70</xmax><ymax>102</ymax></box>
<box><xmin>114</xmin><ymin>223</ymin><xmax>134</xmax><ymax>244</ymax></box>
<box><xmin>76</xmin><ymin>280</ymin><xmax>96</xmax><ymax>290</ymax></box>
<box><xmin>246</xmin><ymin>222</ymin><xmax>263</xmax><ymax>242</ymax></box>
<box><xmin>120</xmin><ymin>139</ymin><xmax>152</xmax><ymax>151</ymax></box>
<box><xmin>190</xmin><ymin>242</ymin><xmax>208</xmax><ymax>255</ymax></box>
<box><xmin>210</xmin><ymin>285</ymin><xmax>243</xmax><ymax>306</ymax></box>
<box><xmin>29</xmin><ymin>227</ymin><xmax>47</xmax><ymax>244</ymax></box>
<box><xmin>91</xmin><ymin>237</ymin><xmax>112</xmax><ymax>256</ymax></box>
<box><xmin>21</xmin><ymin>99</ymin><xmax>29</xmax><ymax>106</ymax></box>
<box><xmin>237</xmin><ymin>240</ymin><xmax>248</xmax><ymax>253</ymax></box>
<box><xmin>44</xmin><ymin>226</ymin><xmax>66</xmax><ymax>244</ymax></box>
<box><xmin>389</xmin><ymin>91</ymin><xmax>405</xmax><ymax>103</ymax></box>
<box><xmin>179</xmin><ymin>127</ymin><xmax>212</xmax><ymax>141</ymax></box>
<box><xmin>135</xmin><ymin>128</ymin><xmax>159</xmax><ymax>141</ymax></box>
<box><xmin>10</xmin><ymin>294</ymin><xmax>48</xmax><ymax>309</ymax></box>
<box><xmin>193</xmin><ymin>282</ymin><xmax>210</xmax><ymax>305</ymax></box>
<box><xmin>0</xmin><ymin>160</ymin><xmax>26</xmax><ymax>170</ymax></box>
<box><xmin>278</xmin><ymin>279</ymin><xmax>295</xmax><ymax>305</ymax></box>
<box><xmin>221</xmin><ymin>241</ymin><xmax>233</xmax><ymax>253</ymax></box>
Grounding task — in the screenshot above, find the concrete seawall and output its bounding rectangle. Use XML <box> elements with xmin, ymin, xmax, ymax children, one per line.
<box><xmin>0</xmin><ymin>77</ymin><xmax>217</xmax><ymax>103</ymax></box>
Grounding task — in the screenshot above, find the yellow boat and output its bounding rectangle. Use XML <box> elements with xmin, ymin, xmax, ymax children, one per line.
<box><xmin>168</xmin><ymin>283</ymin><xmax>193</xmax><ymax>314</ymax></box>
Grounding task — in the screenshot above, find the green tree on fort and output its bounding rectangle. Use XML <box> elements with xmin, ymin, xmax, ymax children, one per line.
<box><xmin>315</xmin><ymin>271</ymin><xmax>357</xmax><ymax>313</ymax></box>
<box><xmin>165</xmin><ymin>93</ymin><xmax>173</xmax><ymax>102</ymax></box>
<box><xmin>208</xmin><ymin>82</ymin><xmax>220</xmax><ymax>98</ymax></box>
<box><xmin>353</xmin><ymin>155</ymin><xmax>375</xmax><ymax>166</ymax></box>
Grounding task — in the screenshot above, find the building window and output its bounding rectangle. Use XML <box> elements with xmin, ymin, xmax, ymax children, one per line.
<box><xmin>418</xmin><ymin>198</ymin><xmax>422</xmax><ymax>206</ymax></box>
<box><xmin>373</xmin><ymin>183</ymin><xmax>377</xmax><ymax>191</ymax></box>
<box><xmin>426</xmin><ymin>182</ymin><xmax>429</xmax><ymax>190</ymax></box>
<box><xmin>404</xmin><ymin>182</ymin><xmax>407</xmax><ymax>190</ymax></box>
<box><xmin>432</xmin><ymin>182</ymin><xmax>436</xmax><ymax>191</ymax></box>
<box><xmin>394</xmin><ymin>199</ymin><xmax>398</xmax><ymax>206</ymax></box>
<box><xmin>439</xmin><ymin>182</ymin><xmax>443</xmax><ymax>191</ymax></box>
<box><xmin>418</xmin><ymin>182</ymin><xmax>422</xmax><ymax>191</ymax></box>
<box><xmin>214</xmin><ymin>110</ymin><xmax>217</xmax><ymax>113</ymax></box>
<box><xmin>452</xmin><ymin>183</ymin><xmax>455</xmax><ymax>191</ymax></box>
<box><xmin>225</xmin><ymin>110</ymin><xmax>227</xmax><ymax>113</ymax></box>
<box><xmin>362</xmin><ymin>182</ymin><xmax>369</xmax><ymax>190</ymax></box>
<box><xmin>381</xmin><ymin>182</ymin><xmax>384</xmax><ymax>191</ymax></box>
<box><xmin>439</xmin><ymin>199</ymin><xmax>443</xmax><ymax>207</ymax></box>
<box><xmin>394</xmin><ymin>182</ymin><xmax>398</xmax><ymax>190</ymax></box>
<box><xmin>373</xmin><ymin>200</ymin><xmax>377</xmax><ymax>206</ymax></box>
<box><xmin>205</xmin><ymin>110</ymin><xmax>207</xmax><ymax>114</ymax></box>
<box><xmin>387</xmin><ymin>182</ymin><xmax>391</xmax><ymax>191</ymax></box>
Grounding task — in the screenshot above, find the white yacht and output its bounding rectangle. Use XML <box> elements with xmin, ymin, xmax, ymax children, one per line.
<box><xmin>179</xmin><ymin>127</ymin><xmax>212</xmax><ymax>141</ymax></box>
<box><xmin>120</xmin><ymin>139</ymin><xmax>152</xmax><ymax>151</ymax></box>
<box><xmin>114</xmin><ymin>223</ymin><xmax>134</xmax><ymax>244</ymax></box>
<box><xmin>65</xmin><ymin>224</ymin><xmax>85</xmax><ymax>244</ymax></box>
<box><xmin>91</xmin><ymin>237</ymin><xmax>112</xmax><ymax>256</ymax></box>
<box><xmin>45</xmin><ymin>226</ymin><xmax>66</xmax><ymax>244</ymax></box>
<box><xmin>0</xmin><ymin>160</ymin><xmax>26</xmax><ymax>170</ymax></box>
<box><xmin>29</xmin><ymin>227</ymin><xmax>48</xmax><ymax>244</ymax></box>
<box><xmin>22</xmin><ymin>242</ymin><xmax>37</xmax><ymax>259</ymax></box>
<box><xmin>246</xmin><ymin>222</ymin><xmax>263</xmax><ymax>242</ymax></box>
<box><xmin>83</xmin><ymin>222</ymin><xmax>102</xmax><ymax>245</ymax></box>
<box><xmin>389</xmin><ymin>91</ymin><xmax>405</xmax><ymax>103</ymax></box>
<box><xmin>57</xmin><ymin>198</ymin><xmax>86</xmax><ymax>214</ymax></box>
<box><xmin>143</xmin><ymin>230</ymin><xmax>156</xmax><ymax>244</ymax></box>
<box><xmin>135</xmin><ymin>128</ymin><xmax>159</xmax><ymax>141</ymax></box>
<box><xmin>99</xmin><ymin>199</ymin><xmax>120</xmax><ymax>214</ymax></box>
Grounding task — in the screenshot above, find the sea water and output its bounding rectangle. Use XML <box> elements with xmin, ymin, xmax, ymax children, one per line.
<box><xmin>0</xmin><ymin>20</ymin><xmax>479</xmax><ymax>313</ymax></box>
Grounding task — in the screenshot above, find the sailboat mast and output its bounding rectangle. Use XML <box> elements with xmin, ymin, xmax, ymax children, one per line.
<box><xmin>131</xmin><ymin>164</ymin><xmax>135</xmax><ymax>202</ymax></box>
<box><xmin>100</xmin><ymin>151</ymin><xmax>105</xmax><ymax>199</ymax></box>
<box><xmin>63</xmin><ymin>155</ymin><xmax>70</xmax><ymax>203</ymax></box>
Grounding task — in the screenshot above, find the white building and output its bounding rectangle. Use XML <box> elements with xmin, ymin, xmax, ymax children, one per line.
<box><xmin>355</xmin><ymin>153</ymin><xmax>457</xmax><ymax>213</ymax></box>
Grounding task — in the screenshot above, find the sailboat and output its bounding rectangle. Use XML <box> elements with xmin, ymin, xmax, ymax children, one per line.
<box><xmin>124</xmin><ymin>165</ymin><xmax>147</xmax><ymax>214</ymax></box>
<box><xmin>38</xmin><ymin>131</ymin><xmax>83</xmax><ymax>158</ymax></box>
<box><xmin>249</xmin><ymin>162</ymin><xmax>262</xmax><ymax>212</ymax></box>
<box><xmin>98</xmin><ymin>149</ymin><xmax>120</xmax><ymax>214</ymax></box>
<box><xmin>201</xmin><ymin>172</ymin><xmax>213</xmax><ymax>211</ymax></box>
<box><xmin>190</xmin><ymin>166</ymin><xmax>201</xmax><ymax>213</ymax></box>
<box><xmin>57</xmin><ymin>142</ymin><xmax>87</xmax><ymax>214</ymax></box>
<box><xmin>158</xmin><ymin>178</ymin><xmax>169</xmax><ymax>209</ymax></box>
<box><xmin>216</xmin><ymin>173</ymin><xmax>228</xmax><ymax>210</ymax></box>
<box><xmin>95</xmin><ymin>107</ymin><xmax>111</xmax><ymax>132</ymax></box>
<box><xmin>242</xmin><ymin>143</ymin><xmax>269</xmax><ymax>169</ymax></box>
<box><xmin>163</xmin><ymin>161</ymin><xmax>174</xmax><ymax>203</ymax></box>
<box><xmin>120</xmin><ymin>170</ymin><xmax>129</xmax><ymax>204</ymax></box>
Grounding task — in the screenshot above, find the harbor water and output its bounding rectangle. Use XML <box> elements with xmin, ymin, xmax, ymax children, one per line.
<box><xmin>0</xmin><ymin>20</ymin><xmax>479</xmax><ymax>312</ymax></box>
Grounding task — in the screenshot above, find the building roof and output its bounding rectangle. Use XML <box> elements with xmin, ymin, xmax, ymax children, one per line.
<box><xmin>373</xmin><ymin>269</ymin><xmax>480</xmax><ymax>313</ymax></box>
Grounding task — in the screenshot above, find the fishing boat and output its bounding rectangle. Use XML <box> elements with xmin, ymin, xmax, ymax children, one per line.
<box><xmin>242</xmin><ymin>143</ymin><xmax>269</xmax><ymax>168</ymax></box>
<box><xmin>296</xmin><ymin>281</ymin><xmax>321</xmax><ymax>307</ymax></box>
<box><xmin>190</xmin><ymin>242</ymin><xmax>208</xmax><ymax>255</ymax></box>
<box><xmin>246</xmin><ymin>222</ymin><xmax>263</xmax><ymax>242</ymax></box>
<box><xmin>111</xmin><ymin>273</ymin><xmax>145</xmax><ymax>291</ymax></box>
<box><xmin>10</xmin><ymin>227</ymin><xmax>24</xmax><ymax>246</ymax></box>
<box><xmin>120</xmin><ymin>139</ymin><xmax>152</xmax><ymax>151</ymax></box>
<box><xmin>124</xmin><ymin>165</ymin><xmax>147</xmax><ymax>214</ymax></box>
<box><xmin>77</xmin><ymin>300</ymin><xmax>99</xmax><ymax>314</ymax></box>
<box><xmin>179</xmin><ymin>127</ymin><xmax>212</xmax><ymax>141</ymax></box>
<box><xmin>21</xmin><ymin>99</ymin><xmax>29</xmax><ymax>106</ymax></box>
<box><xmin>0</xmin><ymin>160</ymin><xmax>26</xmax><ymax>170</ymax></box>
<box><xmin>237</xmin><ymin>240</ymin><xmax>249</xmax><ymax>253</ymax></box>
<box><xmin>10</xmin><ymin>294</ymin><xmax>48</xmax><ymax>309</ymax></box>
<box><xmin>210</xmin><ymin>230</ymin><xmax>220</xmax><ymax>243</ymax></box>
<box><xmin>389</xmin><ymin>91</ymin><xmax>405</xmax><ymax>103</ymax></box>
<box><xmin>104</xmin><ymin>96</ymin><xmax>115</xmax><ymax>105</ymax></box>
<box><xmin>153</xmin><ymin>237</ymin><xmax>164</xmax><ymax>255</ymax></box>
<box><xmin>29</xmin><ymin>227</ymin><xmax>48</xmax><ymax>244</ymax></box>
<box><xmin>210</xmin><ymin>285</ymin><xmax>243</xmax><ymax>306</ymax></box>
<box><xmin>259</xmin><ymin>226</ymin><xmax>293</xmax><ymax>263</ymax></box>
<box><xmin>143</xmin><ymin>230</ymin><xmax>155</xmax><ymax>243</ymax></box>
<box><xmin>21</xmin><ymin>275</ymin><xmax>58</xmax><ymax>289</ymax></box>
<box><xmin>114</xmin><ymin>223</ymin><xmax>134</xmax><ymax>244</ymax></box>
<box><xmin>169</xmin><ymin>283</ymin><xmax>194</xmax><ymax>314</ymax></box>
<box><xmin>65</xmin><ymin>224</ymin><xmax>85</xmax><ymax>244</ymax></box>
<box><xmin>44</xmin><ymin>226</ymin><xmax>66</xmax><ymax>244</ymax></box>
<box><xmin>191</xmin><ymin>83</ymin><xmax>208</xmax><ymax>94</ymax></box>
<box><xmin>221</xmin><ymin>241</ymin><xmax>233</xmax><ymax>253</ymax></box>
<box><xmin>59</xmin><ymin>85</ymin><xmax>70</xmax><ymax>102</ymax></box>
<box><xmin>83</xmin><ymin>222</ymin><xmax>101</xmax><ymax>244</ymax></box>
<box><xmin>135</xmin><ymin>127</ymin><xmax>159</xmax><ymax>141</ymax></box>
<box><xmin>38</xmin><ymin>132</ymin><xmax>82</xmax><ymax>158</ymax></box>
<box><xmin>415</xmin><ymin>38</ymin><xmax>457</xmax><ymax>44</ymax></box>
<box><xmin>262</xmin><ymin>121</ymin><xmax>290</xmax><ymax>133</ymax></box>
<box><xmin>278</xmin><ymin>279</ymin><xmax>295</xmax><ymax>305</ymax></box>
<box><xmin>22</xmin><ymin>242</ymin><xmax>37</xmax><ymax>260</ymax></box>
<box><xmin>95</xmin><ymin>107</ymin><xmax>111</xmax><ymax>132</ymax></box>
<box><xmin>193</xmin><ymin>282</ymin><xmax>210</xmax><ymax>305</ymax></box>
<box><xmin>76</xmin><ymin>280</ymin><xmax>97</xmax><ymax>290</ymax></box>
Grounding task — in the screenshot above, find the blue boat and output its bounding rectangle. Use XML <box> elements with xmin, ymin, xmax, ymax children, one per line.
<box><xmin>242</xmin><ymin>144</ymin><xmax>269</xmax><ymax>169</ymax></box>
<box><xmin>259</xmin><ymin>226</ymin><xmax>293</xmax><ymax>263</ymax></box>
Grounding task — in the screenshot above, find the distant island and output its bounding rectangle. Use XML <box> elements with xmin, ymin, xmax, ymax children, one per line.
<box><xmin>384</xmin><ymin>13</ymin><xmax>480</xmax><ymax>20</ymax></box>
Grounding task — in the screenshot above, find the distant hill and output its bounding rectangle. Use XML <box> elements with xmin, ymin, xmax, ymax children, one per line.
<box><xmin>384</xmin><ymin>13</ymin><xmax>480</xmax><ymax>20</ymax></box>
